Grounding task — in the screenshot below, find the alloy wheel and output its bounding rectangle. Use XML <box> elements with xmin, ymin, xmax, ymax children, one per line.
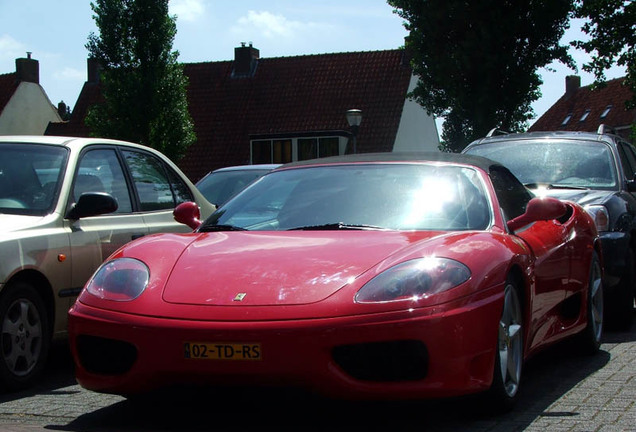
<box><xmin>2</xmin><ymin>297</ymin><xmax>43</xmax><ymax>376</ymax></box>
<box><xmin>498</xmin><ymin>283</ymin><xmax>523</xmax><ymax>398</ymax></box>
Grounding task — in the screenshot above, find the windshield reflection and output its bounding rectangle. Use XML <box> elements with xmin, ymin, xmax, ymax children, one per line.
<box><xmin>200</xmin><ymin>163</ymin><xmax>492</xmax><ymax>232</ymax></box>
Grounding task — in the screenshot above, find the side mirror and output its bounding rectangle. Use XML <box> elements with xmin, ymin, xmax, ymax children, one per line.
<box><xmin>507</xmin><ymin>197</ymin><xmax>567</xmax><ymax>232</ymax></box>
<box><xmin>66</xmin><ymin>192</ymin><xmax>118</xmax><ymax>220</ymax></box>
<box><xmin>627</xmin><ymin>177</ymin><xmax>636</xmax><ymax>192</ymax></box>
<box><xmin>174</xmin><ymin>201</ymin><xmax>202</xmax><ymax>230</ymax></box>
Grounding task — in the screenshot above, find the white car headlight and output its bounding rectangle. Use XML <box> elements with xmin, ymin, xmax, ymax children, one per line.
<box><xmin>355</xmin><ymin>257</ymin><xmax>471</xmax><ymax>303</ymax></box>
<box><xmin>86</xmin><ymin>258</ymin><xmax>149</xmax><ymax>301</ymax></box>
<box><xmin>584</xmin><ymin>205</ymin><xmax>609</xmax><ymax>231</ymax></box>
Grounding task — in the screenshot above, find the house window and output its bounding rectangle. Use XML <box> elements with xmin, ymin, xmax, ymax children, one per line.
<box><xmin>298</xmin><ymin>138</ymin><xmax>318</xmax><ymax>160</ymax></box>
<box><xmin>297</xmin><ymin>137</ymin><xmax>340</xmax><ymax>160</ymax></box>
<box><xmin>579</xmin><ymin>109</ymin><xmax>591</xmax><ymax>122</ymax></box>
<box><xmin>561</xmin><ymin>113</ymin><xmax>572</xmax><ymax>126</ymax></box>
<box><xmin>251</xmin><ymin>136</ymin><xmax>347</xmax><ymax>164</ymax></box>
<box><xmin>252</xmin><ymin>139</ymin><xmax>292</xmax><ymax>164</ymax></box>
<box><xmin>600</xmin><ymin>105</ymin><xmax>612</xmax><ymax>118</ymax></box>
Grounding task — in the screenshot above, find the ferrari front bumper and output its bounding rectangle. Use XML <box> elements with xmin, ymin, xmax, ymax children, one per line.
<box><xmin>68</xmin><ymin>287</ymin><xmax>503</xmax><ymax>400</ymax></box>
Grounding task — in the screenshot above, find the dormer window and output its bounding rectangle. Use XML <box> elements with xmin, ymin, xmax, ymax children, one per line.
<box><xmin>579</xmin><ymin>109</ymin><xmax>591</xmax><ymax>122</ymax></box>
<box><xmin>561</xmin><ymin>113</ymin><xmax>572</xmax><ymax>126</ymax></box>
<box><xmin>250</xmin><ymin>133</ymin><xmax>350</xmax><ymax>164</ymax></box>
<box><xmin>600</xmin><ymin>105</ymin><xmax>612</xmax><ymax>118</ymax></box>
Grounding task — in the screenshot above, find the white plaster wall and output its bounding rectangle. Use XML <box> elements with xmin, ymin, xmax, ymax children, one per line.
<box><xmin>392</xmin><ymin>75</ymin><xmax>440</xmax><ymax>152</ymax></box>
<box><xmin>0</xmin><ymin>82</ymin><xmax>61</xmax><ymax>135</ymax></box>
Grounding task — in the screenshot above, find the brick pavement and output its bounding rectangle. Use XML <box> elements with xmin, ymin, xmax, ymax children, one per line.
<box><xmin>0</xmin><ymin>321</ymin><xmax>634</xmax><ymax>432</ymax></box>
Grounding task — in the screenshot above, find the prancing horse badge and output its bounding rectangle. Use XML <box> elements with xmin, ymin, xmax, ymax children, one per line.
<box><xmin>233</xmin><ymin>293</ymin><xmax>247</xmax><ymax>301</ymax></box>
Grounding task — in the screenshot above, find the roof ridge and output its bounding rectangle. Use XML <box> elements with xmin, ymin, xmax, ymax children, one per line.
<box><xmin>579</xmin><ymin>76</ymin><xmax>627</xmax><ymax>90</ymax></box>
<box><xmin>183</xmin><ymin>48</ymin><xmax>404</xmax><ymax>66</ymax></box>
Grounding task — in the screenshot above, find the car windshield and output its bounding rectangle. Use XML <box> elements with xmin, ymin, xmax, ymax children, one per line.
<box><xmin>466</xmin><ymin>139</ymin><xmax>618</xmax><ymax>190</ymax></box>
<box><xmin>196</xmin><ymin>168</ymin><xmax>272</xmax><ymax>206</ymax></box>
<box><xmin>0</xmin><ymin>143</ymin><xmax>68</xmax><ymax>216</ymax></box>
<box><xmin>200</xmin><ymin>163</ymin><xmax>491</xmax><ymax>232</ymax></box>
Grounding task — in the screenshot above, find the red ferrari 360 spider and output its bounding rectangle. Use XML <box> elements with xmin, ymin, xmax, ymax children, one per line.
<box><xmin>68</xmin><ymin>152</ymin><xmax>604</xmax><ymax>410</ymax></box>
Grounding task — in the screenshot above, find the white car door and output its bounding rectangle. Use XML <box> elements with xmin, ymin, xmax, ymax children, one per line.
<box><xmin>67</xmin><ymin>147</ymin><xmax>148</xmax><ymax>298</ymax></box>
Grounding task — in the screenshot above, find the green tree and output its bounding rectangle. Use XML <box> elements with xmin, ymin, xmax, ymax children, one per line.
<box><xmin>85</xmin><ymin>0</ymin><xmax>195</xmax><ymax>161</ymax></box>
<box><xmin>389</xmin><ymin>0</ymin><xmax>576</xmax><ymax>151</ymax></box>
<box><xmin>573</xmin><ymin>0</ymin><xmax>636</xmax><ymax>110</ymax></box>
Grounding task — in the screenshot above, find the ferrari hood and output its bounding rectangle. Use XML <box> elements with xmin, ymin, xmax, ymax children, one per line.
<box><xmin>162</xmin><ymin>231</ymin><xmax>439</xmax><ymax>306</ymax></box>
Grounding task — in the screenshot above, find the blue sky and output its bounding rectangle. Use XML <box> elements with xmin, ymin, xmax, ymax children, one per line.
<box><xmin>0</xmin><ymin>0</ymin><xmax>626</xmax><ymax>131</ymax></box>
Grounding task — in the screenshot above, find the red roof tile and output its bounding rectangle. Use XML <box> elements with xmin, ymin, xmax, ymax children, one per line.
<box><xmin>0</xmin><ymin>72</ymin><xmax>19</xmax><ymax>114</ymax></box>
<box><xmin>45</xmin><ymin>81</ymin><xmax>102</xmax><ymax>137</ymax></box>
<box><xmin>47</xmin><ymin>49</ymin><xmax>412</xmax><ymax>182</ymax></box>
<box><xmin>530</xmin><ymin>77</ymin><xmax>635</xmax><ymax>138</ymax></box>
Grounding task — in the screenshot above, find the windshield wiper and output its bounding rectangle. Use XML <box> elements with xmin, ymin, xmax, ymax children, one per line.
<box><xmin>288</xmin><ymin>222</ymin><xmax>386</xmax><ymax>231</ymax></box>
<box><xmin>524</xmin><ymin>183</ymin><xmax>589</xmax><ymax>190</ymax></box>
<box><xmin>199</xmin><ymin>224</ymin><xmax>247</xmax><ymax>232</ymax></box>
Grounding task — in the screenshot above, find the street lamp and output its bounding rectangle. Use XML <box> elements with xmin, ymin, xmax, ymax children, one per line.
<box><xmin>346</xmin><ymin>109</ymin><xmax>362</xmax><ymax>154</ymax></box>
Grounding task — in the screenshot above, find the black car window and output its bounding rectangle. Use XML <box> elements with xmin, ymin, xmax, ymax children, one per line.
<box><xmin>618</xmin><ymin>142</ymin><xmax>636</xmax><ymax>180</ymax></box>
<box><xmin>196</xmin><ymin>169</ymin><xmax>270</xmax><ymax>206</ymax></box>
<box><xmin>0</xmin><ymin>143</ymin><xmax>68</xmax><ymax>216</ymax></box>
<box><xmin>122</xmin><ymin>150</ymin><xmax>192</xmax><ymax>211</ymax></box>
<box><xmin>75</xmin><ymin>149</ymin><xmax>132</xmax><ymax>213</ymax></box>
<box><xmin>166</xmin><ymin>167</ymin><xmax>194</xmax><ymax>205</ymax></box>
<box><xmin>489</xmin><ymin>166</ymin><xmax>533</xmax><ymax>221</ymax></box>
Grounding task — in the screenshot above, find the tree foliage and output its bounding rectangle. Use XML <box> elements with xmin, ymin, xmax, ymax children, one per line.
<box><xmin>85</xmin><ymin>0</ymin><xmax>195</xmax><ymax>161</ymax></box>
<box><xmin>573</xmin><ymin>0</ymin><xmax>636</xmax><ymax>110</ymax></box>
<box><xmin>388</xmin><ymin>0</ymin><xmax>575</xmax><ymax>151</ymax></box>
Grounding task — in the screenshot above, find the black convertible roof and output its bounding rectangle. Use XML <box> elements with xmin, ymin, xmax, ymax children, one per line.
<box><xmin>278</xmin><ymin>151</ymin><xmax>502</xmax><ymax>172</ymax></box>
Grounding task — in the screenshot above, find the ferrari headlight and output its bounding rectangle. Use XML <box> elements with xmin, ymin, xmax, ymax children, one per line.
<box><xmin>86</xmin><ymin>258</ymin><xmax>149</xmax><ymax>301</ymax></box>
<box><xmin>584</xmin><ymin>205</ymin><xmax>609</xmax><ymax>231</ymax></box>
<box><xmin>355</xmin><ymin>257</ymin><xmax>470</xmax><ymax>303</ymax></box>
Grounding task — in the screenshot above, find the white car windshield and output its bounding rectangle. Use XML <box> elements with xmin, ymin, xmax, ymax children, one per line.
<box><xmin>466</xmin><ymin>139</ymin><xmax>618</xmax><ymax>191</ymax></box>
<box><xmin>201</xmin><ymin>163</ymin><xmax>491</xmax><ymax>232</ymax></box>
<box><xmin>0</xmin><ymin>143</ymin><xmax>68</xmax><ymax>216</ymax></box>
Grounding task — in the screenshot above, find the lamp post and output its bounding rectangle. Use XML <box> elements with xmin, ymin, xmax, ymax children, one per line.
<box><xmin>346</xmin><ymin>109</ymin><xmax>362</xmax><ymax>154</ymax></box>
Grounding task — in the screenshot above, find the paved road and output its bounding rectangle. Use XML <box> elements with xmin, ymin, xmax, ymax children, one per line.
<box><xmin>0</xmin><ymin>318</ymin><xmax>634</xmax><ymax>432</ymax></box>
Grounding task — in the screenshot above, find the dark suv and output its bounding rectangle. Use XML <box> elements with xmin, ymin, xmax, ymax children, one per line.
<box><xmin>463</xmin><ymin>126</ymin><xmax>636</xmax><ymax>329</ymax></box>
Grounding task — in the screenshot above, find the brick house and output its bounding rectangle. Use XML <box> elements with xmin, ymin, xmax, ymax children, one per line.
<box><xmin>0</xmin><ymin>54</ymin><xmax>62</xmax><ymax>135</ymax></box>
<box><xmin>529</xmin><ymin>75</ymin><xmax>635</xmax><ymax>142</ymax></box>
<box><xmin>46</xmin><ymin>44</ymin><xmax>439</xmax><ymax>182</ymax></box>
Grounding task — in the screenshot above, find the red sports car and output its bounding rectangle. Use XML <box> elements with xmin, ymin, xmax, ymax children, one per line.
<box><xmin>68</xmin><ymin>152</ymin><xmax>604</xmax><ymax>410</ymax></box>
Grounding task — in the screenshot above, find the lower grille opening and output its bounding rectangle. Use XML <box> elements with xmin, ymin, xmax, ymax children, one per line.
<box><xmin>76</xmin><ymin>335</ymin><xmax>137</xmax><ymax>375</ymax></box>
<box><xmin>332</xmin><ymin>340</ymin><xmax>428</xmax><ymax>382</ymax></box>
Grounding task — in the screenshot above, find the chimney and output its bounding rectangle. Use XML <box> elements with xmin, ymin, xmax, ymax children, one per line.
<box><xmin>15</xmin><ymin>52</ymin><xmax>39</xmax><ymax>84</ymax></box>
<box><xmin>232</xmin><ymin>42</ymin><xmax>259</xmax><ymax>78</ymax></box>
<box><xmin>401</xmin><ymin>36</ymin><xmax>412</xmax><ymax>67</ymax></box>
<box><xmin>565</xmin><ymin>75</ymin><xmax>581</xmax><ymax>98</ymax></box>
<box><xmin>57</xmin><ymin>101</ymin><xmax>68</xmax><ymax>118</ymax></box>
<box><xmin>87</xmin><ymin>57</ymin><xmax>103</xmax><ymax>84</ymax></box>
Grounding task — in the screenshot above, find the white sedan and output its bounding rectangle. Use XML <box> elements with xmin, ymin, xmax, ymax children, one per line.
<box><xmin>0</xmin><ymin>135</ymin><xmax>214</xmax><ymax>390</ymax></box>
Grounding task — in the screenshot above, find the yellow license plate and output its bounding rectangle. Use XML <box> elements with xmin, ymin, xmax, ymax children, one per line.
<box><xmin>184</xmin><ymin>342</ymin><xmax>261</xmax><ymax>360</ymax></box>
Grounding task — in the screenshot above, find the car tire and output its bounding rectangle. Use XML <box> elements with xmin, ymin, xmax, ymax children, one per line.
<box><xmin>607</xmin><ymin>249</ymin><xmax>635</xmax><ymax>331</ymax></box>
<box><xmin>0</xmin><ymin>281</ymin><xmax>50</xmax><ymax>391</ymax></box>
<box><xmin>578</xmin><ymin>251</ymin><xmax>604</xmax><ymax>354</ymax></box>
<box><xmin>485</xmin><ymin>275</ymin><xmax>524</xmax><ymax>412</ymax></box>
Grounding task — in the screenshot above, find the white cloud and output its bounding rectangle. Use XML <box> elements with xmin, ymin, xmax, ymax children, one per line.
<box><xmin>0</xmin><ymin>35</ymin><xmax>27</xmax><ymax>61</ymax></box>
<box><xmin>232</xmin><ymin>10</ymin><xmax>326</xmax><ymax>39</ymax></box>
<box><xmin>53</xmin><ymin>67</ymin><xmax>85</xmax><ymax>82</ymax></box>
<box><xmin>170</xmin><ymin>0</ymin><xmax>205</xmax><ymax>23</ymax></box>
